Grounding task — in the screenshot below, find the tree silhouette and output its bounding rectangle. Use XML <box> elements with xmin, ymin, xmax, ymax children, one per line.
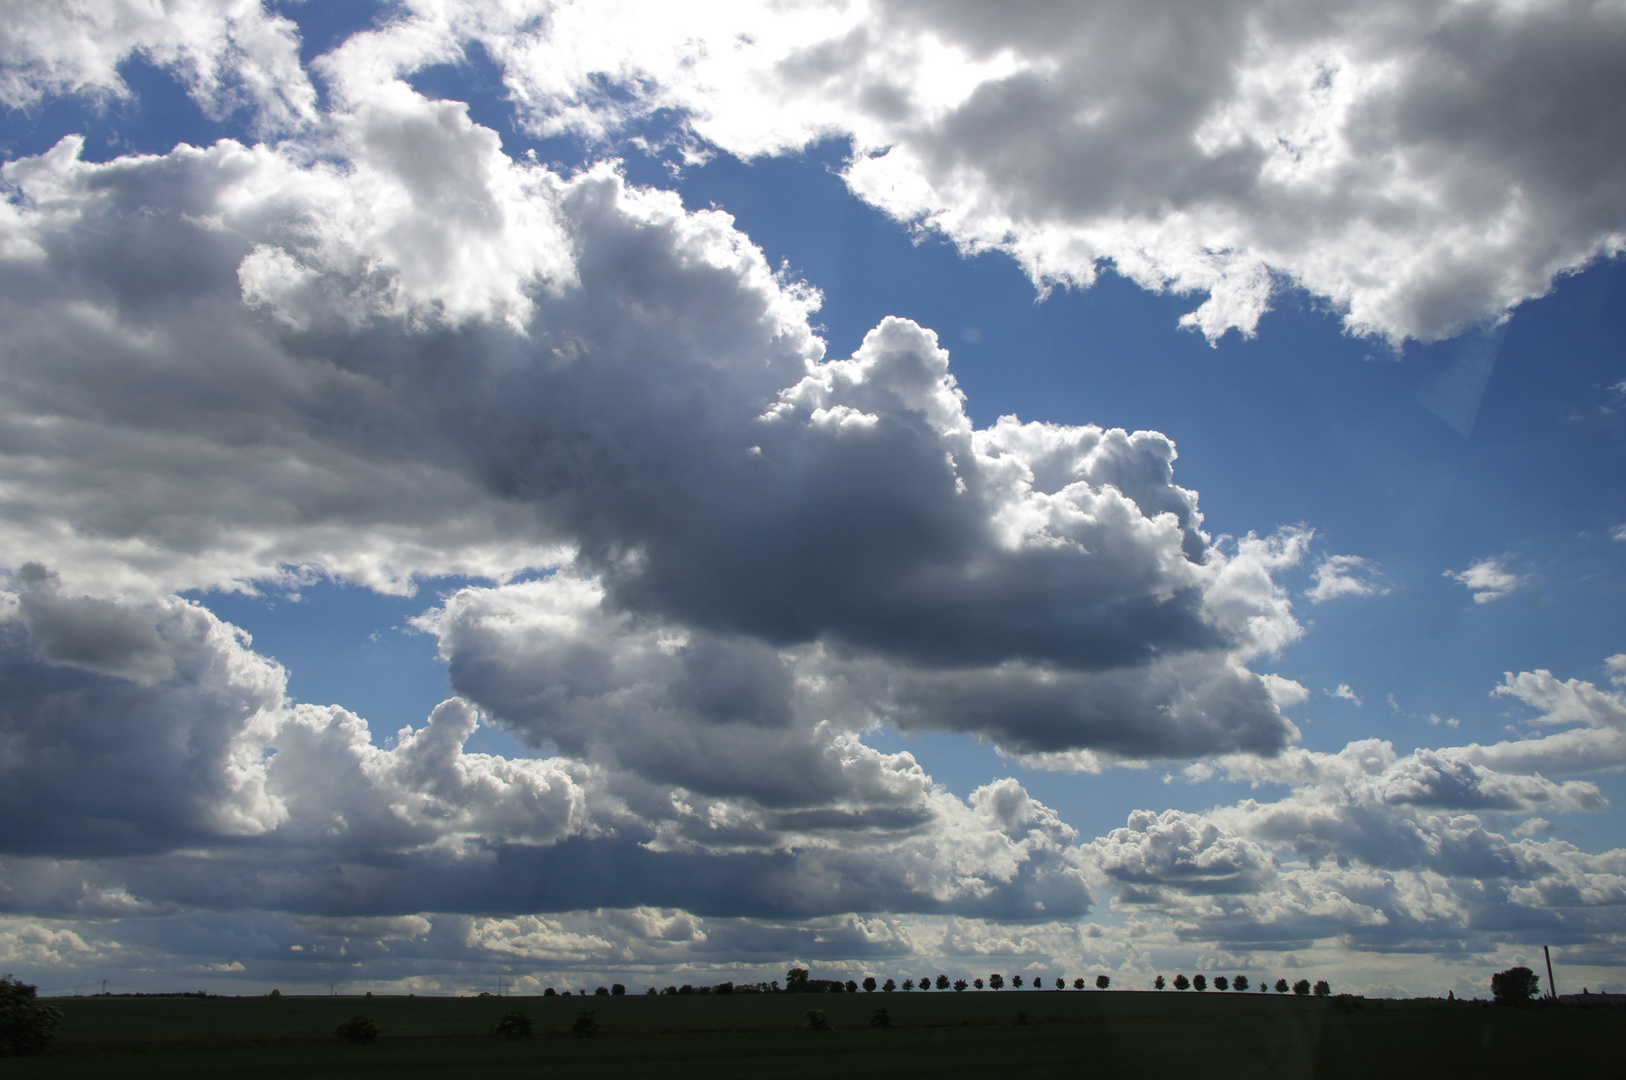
<box><xmin>1012</xmin><ymin>975</ymin><xmax>1023</xmax><ymax>989</ymax></box>
<box><xmin>1154</xmin><ymin>975</ymin><xmax>1165</xmax><ymax>990</ymax></box>
<box><xmin>1214</xmin><ymin>976</ymin><xmax>1229</xmax><ymax>991</ymax></box>
<box><xmin>1313</xmin><ymin>980</ymin><xmax>1331</xmax><ymax>998</ymax></box>
<box><xmin>883</xmin><ymin>978</ymin><xmax>896</xmax><ymax>992</ymax></box>
<box><xmin>786</xmin><ymin>968</ymin><xmax>809</xmax><ymax>993</ymax></box>
<box><xmin>1173</xmin><ymin>975</ymin><xmax>1190</xmax><ymax>991</ymax></box>
<box><xmin>902</xmin><ymin>979</ymin><xmax>915</xmax><ymax>991</ymax></box>
<box><xmin>990</xmin><ymin>973</ymin><xmax>1004</xmax><ymax>990</ymax></box>
<box><xmin>1233</xmin><ymin>975</ymin><xmax>1250</xmax><ymax>992</ymax></box>
<box><xmin>1193</xmin><ymin>975</ymin><xmax>1207</xmax><ymax>991</ymax></box>
<box><xmin>0</xmin><ymin>975</ymin><xmax>63</xmax><ymax>1056</ymax></box>
<box><xmin>1275</xmin><ymin>979</ymin><xmax>1290</xmax><ymax>993</ymax></box>
<box><xmin>954</xmin><ymin>979</ymin><xmax>968</xmax><ymax>992</ymax></box>
<box><xmin>1074</xmin><ymin>978</ymin><xmax>1086</xmax><ymax>990</ymax></box>
<box><xmin>1096</xmin><ymin>975</ymin><xmax>1110</xmax><ymax>990</ymax></box>
<box><xmin>936</xmin><ymin>975</ymin><xmax>950</xmax><ymax>991</ymax></box>
<box><xmin>863</xmin><ymin>977</ymin><xmax>877</xmax><ymax>993</ymax></box>
<box><xmin>844</xmin><ymin>980</ymin><xmax>859</xmax><ymax>994</ymax></box>
<box><xmin>974</xmin><ymin>978</ymin><xmax>984</xmax><ymax>990</ymax></box>
<box><xmin>1491</xmin><ymin>967</ymin><xmax>1540</xmax><ymax>1005</ymax></box>
<box><xmin>1293</xmin><ymin>980</ymin><xmax>1311</xmax><ymax>996</ymax></box>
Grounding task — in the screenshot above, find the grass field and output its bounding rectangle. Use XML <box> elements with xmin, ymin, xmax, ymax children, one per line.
<box><xmin>13</xmin><ymin>990</ymin><xmax>1623</xmax><ymax>1078</ymax></box>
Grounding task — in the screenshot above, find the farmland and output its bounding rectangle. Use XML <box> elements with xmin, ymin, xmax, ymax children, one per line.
<box><xmin>12</xmin><ymin>989</ymin><xmax>1624</xmax><ymax>1079</ymax></box>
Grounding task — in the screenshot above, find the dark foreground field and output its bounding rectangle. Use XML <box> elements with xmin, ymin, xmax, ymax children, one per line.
<box><xmin>15</xmin><ymin>990</ymin><xmax>1623</xmax><ymax>1079</ymax></box>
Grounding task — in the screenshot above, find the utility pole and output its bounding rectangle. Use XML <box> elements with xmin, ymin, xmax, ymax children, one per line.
<box><xmin>1544</xmin><ymin>946</ymin><xmax>1557</xmax><ymax>1001</ymax></box>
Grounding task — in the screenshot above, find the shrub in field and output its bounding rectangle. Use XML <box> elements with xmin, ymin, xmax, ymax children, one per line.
<box><xmin>1491</xmin><ymin>967</ymin><xmax>1540</xmax><ymax>1005</ymax></box>
<box><xmin>870</xmin><ymin>1008</ymin><xmax>892</xmax><ymax>1029</ymax></box>
<box><xmin>1233</xmin><ymin>976</ymin><xmax>1250</xmax><ymax>992</ymax></box>
<box><xmin>1214</xmin><ymin>977</ymin><xmax>1229</xmax><ymax>991</ymax></box>
<box><xmin>335</xmin><ymin>1015</ymin><xmax>379</xmax><ymax>1044</ymax></box>
<box><xmin>1173</xmin><ymin>975</ymin><xmax>1190</xmax><ymax>991</ymax></box>
<box><xmin>0</xmin><ymin>975</ymin><xmax>62</xmax><ymax>1057</ymax></box>
<box><xmin>1154</xmin><ymin>975</ymin><xmax>1165</xmax><ymax>990</ymax></box>
<box><xmin>990</xmin><ymin>973</ymin><xmax>1004</xmax><ymax>990</ymax></box>
<box><xmin>1275</xmin><ymin>979</ymin><xmax>1290</xmax><ymax>994</ymax></box>
<box><xmin>954</xmin><ymin>980</ymin><xmax>968</xmax><ymax>992</ymax></box>
<box><xmin>803</xmin><ymin>1009</ymin><xmax>832</xmax><ymax>1032</ymax></box>
<box><xmin>491</xmin><ymin>1011</ymin><xmax>533</xmax><ymax>1040</ymax></box>
<box><xmin>572</xmin><ymin>1011</ymin><xmax>598</xmax><ymax>1038</ymax></box>
<box><xmin>1314</xmin><ymin>981</ymin><xmax>1331</xmax><ymax>997</ymax></box>
<box><xmin>1074</xmin><ymin>978</ymin><xmax>1086</xmax><ymax>990</ymax></box>
<box><xmin>1097</xmin><ymin>975</ymin><xmax>1110</xmax><ymax>990</ymax></box>
<box><xmin>1293</xmin><ymin>980</ymin><xmax>1311</xmax><ymax>997</ymax></box>
<box><xmin>883</xmin><ymin>979</ymin><xmax>896</xmax><ymax>992</ymax></box>
<box><xmin>1193</xmin><ymin>975</ymin><xmax>1207</xmax><ymax>992</ymax></box>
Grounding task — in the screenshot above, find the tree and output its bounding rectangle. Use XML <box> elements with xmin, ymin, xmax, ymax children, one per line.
<box><xmin>883</xmin><ymin>979</ymin><xmax>896</xmax><ymax>992</ymax></box>
<box><xmin>1173</xmin><ymin>975</ymin><xmax>1190</xmax><ymax>991</ymax></box>
<box><xmin>936</xmin><ymin>975</ymin><xmax>950</xmax><ymax>990</ymax></box>
<box><xmin>1214</xmin><ymin>976</ymin><xmax>1229</xmax><ymax>991</ymax></box>
<box><xmin>954</xmin><ymin>979</ymin><xmax>969</xmax><ymax>992</ymax></box>
<box><xmin>973</xmin><ymin>978</ymin><xmax>984</xmax><ymax>990</ymax></box>
<box><xmin>491</xmin><ymin>1010</ymin><xmax>532</xmax><ymax>1040</ymax></box>
<box><xmin>869</xmin><ymin>1008</ymin><xmax>892</xmax><ymax>1029</ymax></box>
<box><xmin>902</xmin><ymin>979</ymin><xmax>915</xmax><ymax>991</ymax></box>
<box><xmin>595</xmin><ymin>986</ymin><xmax>609</xmax><ymax>996</ymax></box>
<box><xmin>1275</xmin><ymin>979</ymin><xmax>1290</xmax><ymax>994</ymax></box>
<box><xmin>1096</xmin><ymin>975</ymin><xmax>1111</xmax><ymax>990</ymax></box>
<box><xmin>1293</xmin><ymin>980</ymin><xmax>1311</xmax><ymax>997</ymax></box>
<box><xmin>1154</xmin><ymin>975</ymin><xmax>1166</xmax><ymax>990</ymax></box>
<box><xmin>803</xmin><ymin>1009</ymin><xmax>831</xmax><ymax>1032</ymax></box>
<box><xmin>1012</xmin><ymin>975</ymin><xmax>1023</xmax><ymax>989</ymax></box>
<box><xmin>1193</xmin><ymin>975</ymin><xmax>1207</xmax><ymax>992</ymax></box>
<box><xmin>989</xmin><ymin>973</ymin><xmax>1004</xmax><ymax>990</ymax></box>
<box><xmin>1056</xmin><ymin>978</ymin><xmax>1065</xmax><ymax>990</ymax></box>
<box><xmin>268</xmin><ymin>989</ymin><xmax>281</xmax><ymax>999</ymax></box>
<box><xmin>918</xmin><ymin>975</ymin><xmax>930</xmax><ymax>991</ymax></box>
<box><xmin>844</xmin><ymin>980</ymin><xmax>859</xmax><ymax>994</ymax></box>
<box><xmin>1074</xmin><ymin>978</ymin><xmax>1086</xmax><ymax>990</ymax></box>
<box><xmin>786</xmin><ymin>968</ymin><xmax>810</xmax><ymax>993</ymax></box>
<box><xmin>0</xmin><ymin>975</ymin><xmax>63</xmax><ymax>1056</ymax></box>
<box><xmin>1491</xmin><ymin>967</ymin><xmax>1540</xmax><ymax>1005</ymax></box>
<box><xmin>335</xmin><ymin>1015</ymin><xmax>379</xmax><ymax>1044</ymax></box>
<box><xmin>1233</xmin><ymin>975</ymin><xmax>1250</xmax><ymax>992</ymax></box>
<box><xmin>863</xmin><ymin>976</ymin><xmax>877</xmax><ymax>993</ymax></box>
<box><xmin>611</xmin><ymin>983</ymin><xmax>625</xmax><ymax>996</ymax></box>
<box><xmin>571</xmin><ymin>1011</ymin><xmax>599</xmax><ymax>1038</ymax></box>
<box><xmin>1313</xmin><ymin>980</ymin><xmax>1331</xmax><ymax>998</ymax></box>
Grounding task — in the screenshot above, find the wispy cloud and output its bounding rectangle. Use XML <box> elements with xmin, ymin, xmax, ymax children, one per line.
<box><xmin>1327</xmin><ymin>684</ymin><xmax>1362</xmax><ymax>706</ymax></box>
<box><xmin>1445</xmin><ymin>557</ymin><xmax>1523</xmax><ymax>604</ymax></box>
<box><xmin>1306</xmin><ymin>555</ymin><xmax>1388</xmax><ymax>603</ymax></box>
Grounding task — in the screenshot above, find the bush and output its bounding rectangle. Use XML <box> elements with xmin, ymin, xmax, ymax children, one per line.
<box><xmin>1173</xmin><ymin>975</ymin><xmax>1190</xmax><ymax>991</ymax></box>
<box><xmin>869</xmin><ymin>1008</ymin><xmax>892</xmax><ymax>1029</ymax></box>
<box><xmin>1096</xmin><ymin>975</ymin><xmax>1110</xmax><ymax>990</ymax></box>
<box><xmin>1491</xmin><ymin>967</ymin><xmax>1541</xmax><ymax>1005</ymax></box>
<box><xmin>335</xmin><ymin>1015</ymin><xmax>379</xmax><ymax>1044</ymax></box>
<box><xmin>803</xmin><ymin>1009</ymin><xmax>832</xmax><ymax>1032</ymax></box>
<box><xmin>1233</xmin><ymin>975</ymin><xmax>1249</xmax><ymax>992</ymax></box>
<box><xmin>0</xmin><ymin>975</ymin><xmax>63</xmax><ymax>1057</ymax></box>
<box><xmin>571</xmin><ymin>1011</ymin><xmax>598</xmax><ymax>1038</ymax></box>
<box><xmin>491</xmin><ymin>1010</ymin><xmax>533</xmax><ymax>1040</ymax></box>
<box><xmin>1293</xmin><ymin>980</ymin><xmax>1311</xmax><ymax>997</ymax></box>
<box><xmin>1313</xmin><ymin>980</ymin><xmax>1331</xmax><ymax>997</ymax></box>
<box><xmin>1193</xmin><ymin>975</ymin><xmax>1207</xmax><ymax>992</ymax></box>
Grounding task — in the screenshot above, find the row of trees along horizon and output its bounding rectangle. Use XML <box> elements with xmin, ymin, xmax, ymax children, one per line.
<box><xmin>520</xmin><ymin>969</ymin><xmax>1333</xmax><ymax>997</ymax></box>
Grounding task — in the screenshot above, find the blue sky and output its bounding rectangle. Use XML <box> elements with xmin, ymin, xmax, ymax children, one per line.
<box><xmin>2</xmin><ymin>0</ymin><xmax>1624</xmax><ymax>999</ymax></box>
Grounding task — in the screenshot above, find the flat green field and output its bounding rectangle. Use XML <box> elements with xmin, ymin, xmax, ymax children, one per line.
<box><xmin>14</xmin><ymin>991</ymin><xmax>1623</xmax><ymax>1079</ymax></box>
